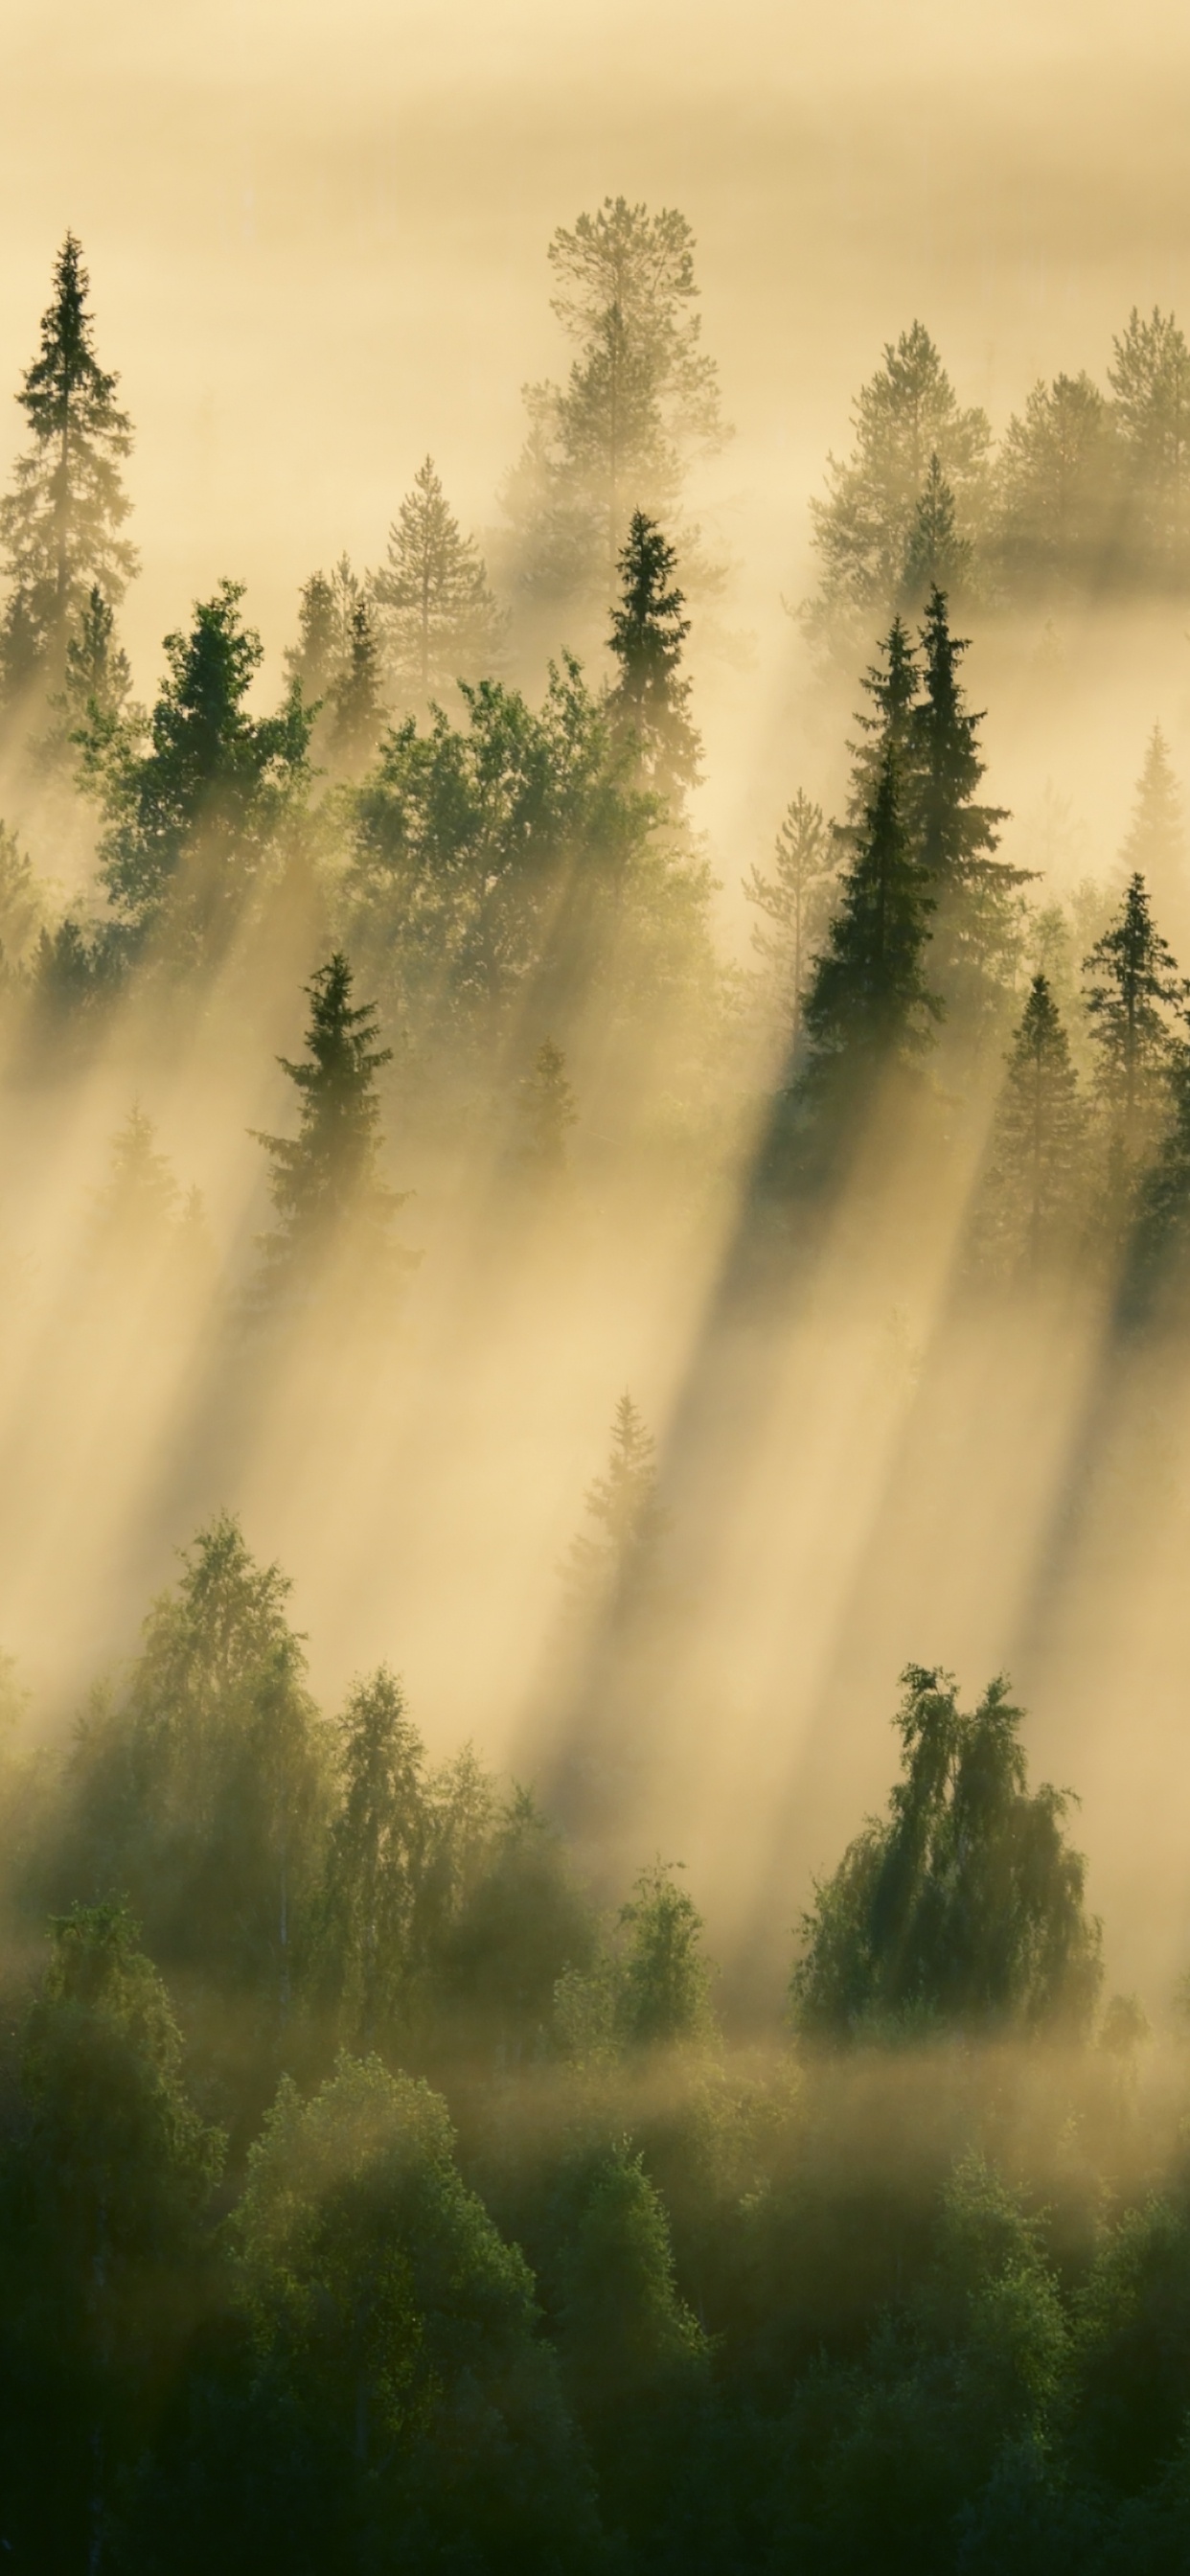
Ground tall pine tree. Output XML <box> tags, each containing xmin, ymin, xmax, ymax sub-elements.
<box><xmin>0</xmin><ymin>234</ymin><xmax>137</xmax><ymax>711</ymax></box>
<box><xmin>909</xmin><ymin>586</ymin><xmax>1023</xmax><ymax>1046</ymax></box>
<box><xmin>606</xmin><ymin>512</ymin><xmax>700</xmax><ymax>811</ymax></box>
<box><xmin>372</xmin><ymin>457</ymin><xmax>505</xmax><ymax>709</ymax></box>
<box><xmin>744</xmin><ymin>790</ymin><xmax>838</xmax><ymax>1057</ymax></box>
<box><xmin>1118</xmin><ymin>726</ymin><xmax>1186</xmax><ymax>934</ymax></box>
<box><xmin>1083</xmin><ymin>871</ymin><xmax>1185</xmax><ymax>1203</ymax></box>
<box><xmin>795</xmin><ymin>740</ymin><xmax>941</xmax><ymax>1139</ymax></box>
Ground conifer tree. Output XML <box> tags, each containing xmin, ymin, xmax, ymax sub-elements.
<box><xmin>797</xmin><ymin>741</ymin><xmax>941</xmax><ymax>1132</ymax></box>
<box><xmin>744</xmin><ymin>790</ymin><xmax>838</xmax><ymax>1055</ymax></box>
<box><xmin>254</xmin><ymin>952</ymin><xmax>411</xmax><ymax>1302</ymax></box>
<box><xmin>327</xmin><ymin>591</ymin><xmax>385</xmax><ymax>775</ymax></box>
<box><xmin>563</xmin><ymin>1393</ymin><xmax>667</xmax><ymax>1608</ymax></box>
<box><xmin>98</xmin><ymin>579</ymin><xmax>311</xmax><ymax>954</ymax></box>
<box><xmin>0</xmin><ymin>234</ymin><xmax>137</xmax><ymax>708</ymax></box>
<box><xmin>284</xmin><ymin>557</ymin><xmax>358</xmax><ymax>706</ymax></box>
<box><xmin>606</xmin><ymin>511</ymin><xmax>700</xmax><ymax>809</ymax></box>
<box><xmin>503</xmin><ymin>196</ymin><xmax>728</xmax><ymax>616</ymax></box>
<box><xmin>978</xmin><ymin>975</ymin><xmax>1087</xmax><ymax>1274</ymax></box>
<box><xmin>838</xmin><ymin>614</ymin><xmax>920</xmax><ymax>836</ymax></box>
<box><xmin>372</xmin><ymin>456</ymin><xmax>505</xmax><ymax>707</ymax></box>
<box><xmin>1083</xmin><ymin>872</ymin><xmax>1185</xmax><ymax>1193</ymax></box>
<box><xmin>615</xmin><ymin>1858</ymin><xmax>714</xmax><ymax>2048</ymax></box>
<box><xmin>1118</xmin><ymin>727</ymin><xmax>1186</xmax><ymax>930</ymax></box>
<box><xmin>39</xmin><ymin>581</ymin><xmax>131</xmax><ymax>772</ymax></box>
<box><xmin>89</xmin><ymin>1103</ymin><xmax>180</xmax><ymax>1254</ymax></box>
<box><xmin>805</xmin><ymin>323</ymin><xmax>990</xmax><ymax>652</ymax></box>
<box><xmin>900</xmin><ymin>453</ymin><xmax>973</xmax><ymax>608</ymax></box>
<box><xmin>909</xmin><ymin>586</ymin><xmax>1023</xmax><ymax>1041</ymax></box>
<box><xmin>517</xmin><ymin>1035</ymin><xmax>578</xmax><ymax>1184</ymax></box>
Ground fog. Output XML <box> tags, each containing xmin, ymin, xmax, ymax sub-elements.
<box><xmin>0</xmin><ymin>0</ymin><xmax>1189</xmax><ymax>2036</ymax></box>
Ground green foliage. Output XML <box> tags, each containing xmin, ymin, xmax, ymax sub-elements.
<box><xmin>1083</xmin><ymin>871</ymin><xmax>1185</xmax><ymax>1208</ymax></box>
<box><xmin>909</xmin><ymin>586</ymin><xmax>1022</xmax><ymax>1045</ymax></box>
<box><xmin>437</xmin><ymin>1788</ymin><xmax>597</xmax><ymax>2062</ymax></box>
<box><xmin>253</xmin><ymin>951</ymin><xmax>412</xmax><ymax>1307</ymax></box>
<box><xmin>795</xmin><ymin>738</ymin><xmax>941</xmax><ymax>1134</ymax></box>
<box><xmin>790</xmin><ymin>1664</ymin><xmax>1103</xmax><ymax>2042</ymax></box>
<box><xmin>0</xmin><ymin>233</ymin><xmax>137</xmax><ymax>704</ymax></box>
<box><xmin>1109</xmin><ymin>305</ymin><xmax>1190</xmax><ymax>584</ymax></box>
<box><xmin>606</xmin><ymin>510</ymin><xmax>701</xmax><ymax>811</ymax></box>
<box><xmin>995</xmin><ymin>370</ymin><xmax>1117</xmax><ymax>594</ymax></box>
<box><xmin>616</xmin><ymin>1859</ymin><xmax>715</xmax><ymax>2050</ymax></box>
<box><xmin>96</xmin><ymin>579</ymin><xmax>311</xmax><ymax>958</ymax></box>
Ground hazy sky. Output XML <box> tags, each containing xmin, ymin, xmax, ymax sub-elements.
<box><xmin>5</xmin><ymin>0</ymin><xmax>1190</xmax><ymax>684</ymax></box>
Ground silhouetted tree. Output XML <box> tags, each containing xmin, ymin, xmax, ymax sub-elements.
<box><xmin>790</xmin><ymin>1664</ymin><xmax>1103</xmax><ymax>2040</ymax></box>
<box><xmin>318</xmin><ymin>1669</ymin><xmax>428</xmax><ymax>2049</ymax></box>
<box><xmin>253</xmin><ymin>952</ymin><xmax>412</xmax><ymax>1306</ymax></box>
<box><xmin>606</xmin><ymin>510</ymin><xmax>700</xmax><ymax>810</ymax></box>
<box><xmin>563</xmin><ymin>1392</ymin><xmax>668</xmax><ymax>1609</ymax></box>
<box><xmin>1083</xmin><ymin>871</ymin><xmax>1185</xmax><ymax>1208</ymax></box>
<box><xmin>794</xmin><ymin>741</ymin><xmax>941</xmax><ymax>1144</ymax></box>
<box><xmin>97</xmin><ymin>580</ymin><xmax>311</xmax><ymax>958</ymax></box>
<box><xmin>372</xmin><ymin>457</ymin><xmax>505</xmax><ymax>707</ymax></box>
<box><xmin>910</xmin><ymin>586</ymin><xmax>1022</xmax><ymax>1042</ymax></box>
<box><xmin>899</xmin><ymin>453</ymin><xmax>973</xmax><ymax>608</ymax></box>
<box><xmin>0</xmin><ymin>234</ymin><xmax>137</xmax><ymax>711</ymax></box>
<box><xmin>1118</xmin><ymin>726</ymin><xmax>1186</xmax><ymax>934</ymax></box>
<box><xmin>327</xmin><ymin>591</ymin><xmax>385</xmax><ymax>775</ymax></box>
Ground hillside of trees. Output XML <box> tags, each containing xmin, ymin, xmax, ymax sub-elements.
<box><xmin>1</xmin><ymin>217</ymin><xmax>1190</xmax><ymax>2566</ymax></box>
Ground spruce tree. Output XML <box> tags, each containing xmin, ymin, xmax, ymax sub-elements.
<box><xmin>909</xmin><ymin>585</ymin><xmax>1022</xmax><ymax>1043</ymax></box>
<box><xmin>978</xmin><ymin>975</ymin><xmax>1087</xmax><ymax>1275</ymax></box>
<box><xmin>372</xmin><ymin>456</ymin><xmax>505</xmax><ymax>707</ymax></box>
<box><xmin>517</xmin><ymin>1035</ymin><xmax>578</xmax><ymax>1184</ymax></box>
<box><xmin>797</xmin><ymin>740</ymin><xmax>941</xmax><ymax>1133</ymax></box>
<box><xmin>39</xmin><ymin>581</ymin><xmax>131</xmax><ymax>773</ymax></box>
<box><xmin>606</xmin><ymin>511</ymin><xmax>700</xmax><ymax>809</ymax></box>
<box><xmin>327</xmin><ymin>591</ymin><xmax>385</xmax><ymax>775</ymax></box>
<box><xmin>1083</xmin><ymin>872</ymin><xmax>1185</xmax><ymax>1195</ymax></box>
<box><xmin>839</xmin><ymin>614</ymin><xmax>920</xmax><ymax>835</ymax></box>
<box><xmin>0</xmin><ymin>234</ymin><xmax>137</xmax><ymax>708</ymax></box>
<box><xmin>254</xmin><ymin>952</ymin><xmax>411</xmax><ymax>1303</ymax></box>
<box><xmin>284</xmin><ymin>557</ymin><xmax>358</xmax><ymax>706</ymax></box>
<box><xmin>744</xmin><ymin>790</ymin><xmax>838</xmax><ymax>1055</ymax></box>
<box><xmin>98</xmin><ymin>580</ymin><xmax>311</xmax><ymax>954</ymax></box>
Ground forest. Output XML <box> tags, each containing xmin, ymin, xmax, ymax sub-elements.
<box><xmin>2</xmin><ymin>201</ymin><xmax>1190</xmax><ymax>2570</ymax></box>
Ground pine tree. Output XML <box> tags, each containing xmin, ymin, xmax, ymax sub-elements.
<box><xmin>838</xmin><ymin>614</ymin><xmax>921</xmax><ymax>837</ymax></box>
<box><xmin>563</xmin><ymin>1393</ymin><xmax>667</xmax><ymax>1608</ymax></box>
<box><xmin>517</xmin><ymin>1035</ymin><xmax>578</xmax><ymax>1183</ymax></box>
<box><xmin>284</xmin><ymin>557</ymin><xmax>357</xmax><ymax>705</ymax></box>
<box><xmin>1109</xmin><ymin>305</ymin><xmax>1190</xmax><ymax>583</ymax></box>
<box><xmin>797</xmin><ymin>741</ymin><xmax>941</xmax><ymax>1134</ymax></box>
<box><xmin>606</xmin><ymin>512</ymin><xmax>700</xmax><ymax>809</ymax></box>
<box><xmin>1118</xmin><ymin>727</ymin><xmax>1186</xmax><ymax>931</ymax></box>
<box><xmin>899</xmin><ymin>453</ymin><xmax>974</xmax><ymax>608</ymax></box>
<box><xmin>744</xmin><ymin>790</ymin><xmax>838</xmax><ymax>1056</ymax></box>
<box><xmin>502</xmin><ymin>196</ymin><xmax>728</xmax><ymax>617</ymax></box>
<box><xmin>1083</xmin><ymin>872</ymin><xmax>1185</xmax><ymax>1193</ymax></box>
<box><xmin>254</xmin><ymin>952</ymin><xmax>411</xmax><ymax>1302</ymax></box>
<box><xmin>98</xmin><ymin>580</ymin><xmax>311</xmax><ymax>954</ymax></box>
<box><xmin>0</xmin><ymin>234</ymin><xmax>137</xmax><ymax>708</ymax></box>
<box><xmin>805</xmin><ymin>322</ymin><xmax>990</xmax><ymax>654</ymax></box>
<box><xmin>995</xmin><ymin>371</ymin><xmax>1115</xmax><ymax>593</ymax></box>
<box><xmin>978</xmin><ymin>976</ymin><xmax>1087</xmax><ymax>1275</ymax></box>
<box><xmin>328</xmin><ymin>592</ymin><xmax>385</xmax><ymax>775</ymax></box>
<box><xmin>909</xmin><ymin>586</ymin><xmax>1023</xmax><ymax>1043</ymax></box>
<box><xmin>372</xmin><ymin>457</ymin><xmax>505</xmax><ymax>708</ymax></box>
